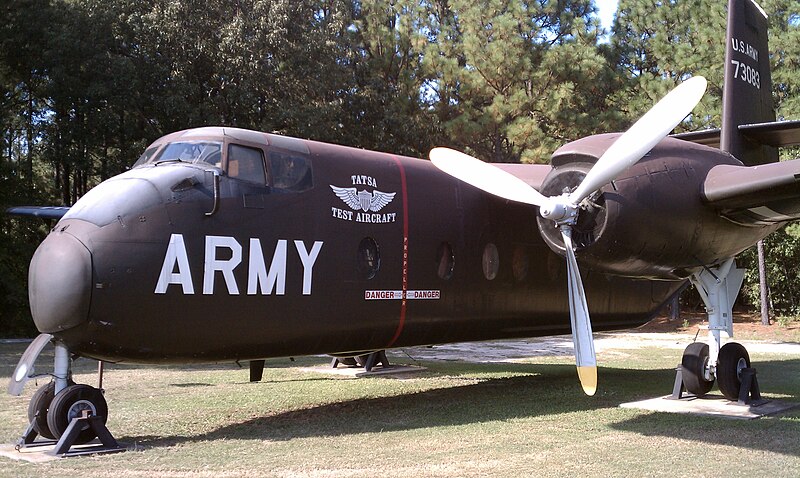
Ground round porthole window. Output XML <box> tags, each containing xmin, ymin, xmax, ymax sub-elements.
<box><xmin>482</xmin><ymin>243</ymin><xmax>499</xmax><ymax>280</ymax></box>
<box><xmin>357</xmin><ymin>237</ymin><xmax>380</xmax><ymax>279</ymax></box>
<box><xmin>436</xmin><ymin>242</ymin><xmax>455</xmax><ymax>280</ymax></box>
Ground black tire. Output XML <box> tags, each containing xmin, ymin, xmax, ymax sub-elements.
<box><xmin>27</xmin><ymin>379</ymin><xmax>76</xmax><ymax>440</ymax></box>
<box><xmin>46</xmin><ymin>384</ymin><xmax>108</xmax><ymax>444</ymax></box>
<box><xmin>717</xmin><ymin>342</ymin><xmax>751</xmax><ymax>401</ymax></box>
<box><xmin>27</xmin><ymin>382</ymin><xmax>57</xmax><ymax>440</ymax></box>
<box><xmin>337</xmin><ymin>357</ymin><xmax>358</xmax><ymax>367</ymax></box>
<box><xmin>681</xmin><ymin>342</ymin><xmax>714</xmax><ymax>396</ymax></box>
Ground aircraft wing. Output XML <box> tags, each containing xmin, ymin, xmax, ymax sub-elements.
<box><xmin>673</xmin><ymin>119</ymin><xmax>800</xmax><ymax>148</ymax></box>
<box><xmin>703</xmin><ymin>158</ymin><xmax>800</xmax><ymax>225</ymax></box>
<box><xmin>6</xmin><ymin>206</ymin><xmax>70</xmax><ymax>220</ymax></box>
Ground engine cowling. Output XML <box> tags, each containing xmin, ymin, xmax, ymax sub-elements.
<box><xmin>536</xmin><ymin>134</ymin><xmax>765</xmax><ymax>280</ymax></box>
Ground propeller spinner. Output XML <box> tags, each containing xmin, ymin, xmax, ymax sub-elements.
<box><xmin>430</xmin><ymin>76</ymin><xmax>707</xmax><ymax>395</ymax></box>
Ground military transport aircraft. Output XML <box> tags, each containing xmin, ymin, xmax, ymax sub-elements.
<box><xmin>6</xmin><ymin>0</ymin><xmax>800</xmax><ymax>446</ymax></box>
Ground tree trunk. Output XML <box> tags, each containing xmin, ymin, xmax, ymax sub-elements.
<box><xmin>61</xmin><ymin>161</ymin><xmax>71</xmax><ymax>205</ymax></box>
<box><xmin>757</xmin><ymin>239</ymin><xmax>770</xmax><ymax>326</ymax></box>
<box><xmin>669</xmin><ymin>294</ymin><xmax>680</xmax><ymax>322</ymax></box>
<box><xmin>26</xmin><ymin>82</ymin><xmax>34</xmax><ymax>194</ymax></box>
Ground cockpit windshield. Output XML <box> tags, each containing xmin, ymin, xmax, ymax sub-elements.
<box><xmin>134</xmin><ymin>141</ymin><xmax>223</xmax><ymax>168</ymax></box>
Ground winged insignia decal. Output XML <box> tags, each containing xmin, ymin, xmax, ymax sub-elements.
<box><xmin>330</xmin><ymin>186</ymin><xmax>396</xmax><ymax>212</ymax></box>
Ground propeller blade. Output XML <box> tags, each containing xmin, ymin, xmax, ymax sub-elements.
<box><xmin>429</xmin><ymin>147</ymin><xmax>549</xmax><ymax>207</ymax></box>
<box><xmin>569</xmin><ymin>76</ymin><xmax>708</xmax><ymax>204</ymax></box>
<box><xmin>561</xmin><ymin>227</ymin><xmax>597</xmax><ymax>396</ymax></box>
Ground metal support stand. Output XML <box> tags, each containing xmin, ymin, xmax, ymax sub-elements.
<box><xmin>17</xmin><ymin>421</ymin><xmax>53</xmax><ymax>447</ymax></box>
<box><xmin>329</xmin><ymin>351</ymin><xmax>390</xmax><ymax>372</ymax></box>
<box><xmin>668</xmin><ymin>364</ymin><xmax>769</xmax><ymax>407</ymax></box>
<box><xmin>16</xmin><ymin>412</ymin><xmax>125</xmax><ymax>457</ymax></box>
<box><xmin>737</xmin><ymin>367</ymin><xmax>767</xmax><ymax>406</ymax></box>
<box><xmin>669</xmin><ymin>365</ymin><xmax>690</xmax><ymax>400</ymax></box>
<box><xmin>330</xmin><ymin>357</ymin><xmax>353</xmax><ymax>368</ymax></box>
<box><xmin>361</xmin><ymin>350</ymin><xmax>389</xmax><ymax>372</ymax></box>
<box><xmin>51</xmin><ymin>412</ymin><xmax>124</xmax><ymax>457</ymax></box>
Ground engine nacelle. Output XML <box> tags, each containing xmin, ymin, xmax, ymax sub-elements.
<box><xmin>536</xmin><ymin>134</ymin><xmax>768</xmax><ymax>280</ymax></box>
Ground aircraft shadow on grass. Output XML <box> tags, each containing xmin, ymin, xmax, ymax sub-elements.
<box><xmin>608</xmin><ymin>358</ymin><xmax>800</xmax><ymax>457</ymax></box>
<box><xmin>121</xmin><ymin>359</ymin><xmax>800</xmax><ymax>458</ymax></box>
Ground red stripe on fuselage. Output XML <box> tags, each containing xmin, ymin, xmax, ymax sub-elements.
<box><xmin>387</xmin><ymin>156</ymin><xmax>409</xmax><ymax>347</ymax></box>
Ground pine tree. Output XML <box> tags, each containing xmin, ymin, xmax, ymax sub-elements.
<box><xmin>423</xmin><ymin>0</ymin><xmax>622</xmax><ymax>164</ymax></box>
<box><xmin>611</xmin><ymin>0</ymin><xmax>727</xmax><ymax>130</ymax></box>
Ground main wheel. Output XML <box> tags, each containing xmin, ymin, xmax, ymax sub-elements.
<box><xmin>681</xmin><ymin>342</ymin><xmax>714</xmax><ymax>396</ymax></box>
<box><xmin>46</xmin><ymin>384</ymin><xmax>108</xmax><ymax>444</ymax></box>
<box><xmin>717</xmin><ymin>342</ymin><xmax>751</xmax><ymax>401</ymax></box>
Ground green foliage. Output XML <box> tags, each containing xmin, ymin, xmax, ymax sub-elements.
<box><xmin>611</xmin><ymin>0</ymin><xmax>727</xmax><ymax>129</ymax></box>
<box><xmin>775</xmin><ymin>315</ymin><xmax>800</xmax><ymax>327</ymax></box>
<box><xmin>0</xmin><ymin>161</ymin><xmax>49</xmax><ymax>338</ymax></box>
<box><xmin>740</xmin><ymin>224</ymin><xmax>800</xmax><ymax>316</ymax></box>
<box><xmin>764</xmin><ymin>0</ymin><xmax>800</xmax><ymax>118</ymax></box>
<box><xmin>611</xmin><ymin>0</ymin><xmax>800</xmax><ymax>125</ymax></box>
<box><xmin>423</xmin><ymin>0</ymin><xmax>623</xmax><ymax>163</ymax></box>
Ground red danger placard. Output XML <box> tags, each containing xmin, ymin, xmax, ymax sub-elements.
<box><xmin>365</xmin><ymin>290</ymin><xmax>440</xmax><ymax>300</ymax></box>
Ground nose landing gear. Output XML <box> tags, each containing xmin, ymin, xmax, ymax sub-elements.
<box><xmin>10</xmin><ymin>336</ymin><xmax>123</xmax><ymax>456</ymax></box>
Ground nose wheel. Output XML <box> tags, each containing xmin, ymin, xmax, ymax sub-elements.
<box><xmin>27</xmin><ymin>379</ymin><xmax>76</xmax><ymax>440</ymax></box>
<box><xmin>46</xmin><ymin>384</ymin><xmax>109</xmax><ymax>444</ymax></box>
<box><xmin>24</xmin><ymin>381</ymin><xmax>108</xmax><ymax>445</ymax></box>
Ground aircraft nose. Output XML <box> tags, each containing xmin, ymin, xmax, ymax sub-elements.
<box><xmin>28</xmin><ymin>228</ymin><xmax>92</xmax><ymax>333</ymax></box>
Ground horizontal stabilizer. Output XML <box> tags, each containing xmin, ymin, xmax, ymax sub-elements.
<box><xmin>672</xmin><ymin>128</ymin><xmax>721</xmax><ymax>147</ymax></box>
<box><xmin>739</xmin><ymin>120</ymin><xmax>800</xmax><ymax>147</ymax></box>
<box><xmin>6</xmin><ymin>206</ymin><xmax>70</xmax><ymax>219</ymax></box>
<box><xmin>673</xmin><ymin>120</ymin><xmax>800</xmax><ymax>149</ymax></box>
<box><xmin>703</xmin><ymin>158</ymin><xmax>800</xmax><ymax>225</ymax></box>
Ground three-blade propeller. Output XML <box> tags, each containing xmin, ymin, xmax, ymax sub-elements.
<box><xmin>430</xmin><ymin>76</ymin><xmax>707</xmax><ymax>395</ymax></box>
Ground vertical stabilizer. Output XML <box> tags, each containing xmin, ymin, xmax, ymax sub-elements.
<box><xmin>721</xmin><ymin>0</ymin><xmax>777</xmax><ymax>165</ymax></box>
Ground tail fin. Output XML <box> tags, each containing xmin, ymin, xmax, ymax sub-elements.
<box><xmin>720</xmin><ymin>0</ymin><xmax>777</xmax><ymax>165</ymax></box>
<box><xmin>674</xmin><ymin>0</ymin><xmax>800</xmax><ymax>158</ymax></box>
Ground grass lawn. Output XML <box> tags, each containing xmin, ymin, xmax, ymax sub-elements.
<box><xmin>0</xmin><ymin>332</ymin><xmax>798</xmax><ymax>478</ymax></box>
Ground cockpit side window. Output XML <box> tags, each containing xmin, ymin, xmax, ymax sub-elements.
<box><xmin>133</xmin><ymin>146</ymin><xmax>161</xmax><ymax>168</ymax></box>
<box><xmin>227</xmin><ymin>144</ymin><xmax>267</xmax><ymax>185</ymax></box>
<box><xmin>268</xmin><ymin>150</ymin><xmax>313</xmax><ymax>192</ymax></box>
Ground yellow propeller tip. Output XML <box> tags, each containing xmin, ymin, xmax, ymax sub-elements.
<box><xmin>577</xmin><ymin>365</ymin><xmax>598</xmax><ymax>396</ymax></box>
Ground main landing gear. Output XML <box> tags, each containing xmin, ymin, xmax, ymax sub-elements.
<box><xmin>9</xmin><ymin>336</ymin><xmax>122</xmax><ymax>456</ymax></box>
<box><xmin>675</xmin><ymin>259</ymin><xmax>761</xmax><ymax>403</ymax></box>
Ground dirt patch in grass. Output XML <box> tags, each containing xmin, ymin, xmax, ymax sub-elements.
<box><xmin>637</xmin><ymin>311</ymin><xmax>800</xmax><ymax>343</ymax></box>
